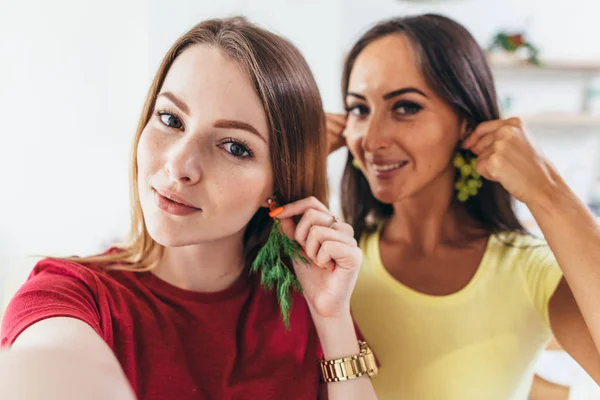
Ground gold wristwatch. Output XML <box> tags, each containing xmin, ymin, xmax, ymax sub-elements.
<box><xmin>320</xmin><ymin>341</ymin><xmax>378</xmax><ymax>383</ymax></box>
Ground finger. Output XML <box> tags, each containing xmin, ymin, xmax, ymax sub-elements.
<box><xmin>469</xmin><ymin>129</ymin><xmax>498</xmax><ymax>156</ymax></box>
<box><xmin>462</xmin><ymin>119</ymin><xmax>508</xmax><ymax>150</ymax></box>
<box><xmin>474</xmin><ymin>148</ymin><xmax>498</xmax><ymax>181</ymax></box>
<box><xmin>295</xmin><ymin>209</ymin><xmax>338</xmax><ymax>246</ymax></box>
<box><xmin>295</xmin><ymin>211</ymin><xmax>353</xmax><ymax>247</ymax></box>
<box><xmin>297</xmin><ymin>210</ymin><xmax>353</xmax><ymax>239</ymax></box>
<box><xmin>328</xmin><ymin>133</ymin><xmax>346</xmax><ymax>151</ymax></box>
<box><xmin>326</xmin><ymin>116</ymin><xmax>346</xmax><ymax>129</ymax></box>
<box><xmin>326</xmin><ymin>113</ymin><xmax>347</xmax><ymax>125</ymax></box>
<box><xmin>272</xmin><ymin>196</ymin><xmax>329</xmax><ymax>220</ymax></box>
<box><xmin>304</xmin><ymin>225</ymin><xmax>357</xmax><ymax>262</ymax></box>
<box><xmin>316</xmin><ymin>241</ymin><xmax>362</xmax><ymax>271</ymax></box>
<box><xmin>326</xmin><ymin>120</ymin><xmax>346</xmax><ymax>133</ymax></box>
<box><xmin>505</xmin><ymin>116</ymin><xmax>525</xmax><ymax>129</ymax></box>
<box><xmin>331</xmin><ymin>221</ymin><xmax>354</xmax><ymax>237</ymax></box>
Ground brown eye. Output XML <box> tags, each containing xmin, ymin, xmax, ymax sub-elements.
<box><xmin>346</xmin><ymin>104</ymin><xmax>369</xmax><ymax>117</ymax></box>
<box><xmin>393</xmin><ymin>101</ymin><xmax>422</xmax><ymax>116</ymax></box>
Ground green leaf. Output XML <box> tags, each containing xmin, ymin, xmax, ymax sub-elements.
<box><xmin>250</xmin><ymin>218</ymin><xmax>308</xmax><ymax>330</ymax></box>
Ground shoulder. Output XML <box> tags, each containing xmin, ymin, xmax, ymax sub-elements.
<box><xmin>488</xmin><ymin>231</ymin><xmax>562</xmax><ymax>304</ymax></box>
<box><xmin>30</xmin><ymin>248</ymin><xmax>145</xmax><ymax>290</ymax></box>
<box><xmin>1</xmin><ymin>252</ymin><xmax>140</xmax><ymax>347</ymax></box>
<box><xmin>30</xmin><ymin>256</ymin><xmax>109</xmax><ymax>283</ymax></box>
<box><xmin>487</xmin><ymin>231</ymin><xmax>556</xmax><ymax>269</ymax></box>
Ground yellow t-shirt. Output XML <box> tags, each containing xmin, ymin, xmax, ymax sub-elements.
<box><xmin>351</xmin><ymin>227</ymin><xmax>563</xmax><ymax>400</ymax></box>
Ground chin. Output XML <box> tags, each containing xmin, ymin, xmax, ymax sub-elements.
<box><xmin>144</xmin><ymin>218</ymin><xmax>199</xmax><ymax>248</ymax></box>
<box><xmin>369</xmin><ymin>183</ymin><xmax>410</xmax><ymax>205</ymax></box>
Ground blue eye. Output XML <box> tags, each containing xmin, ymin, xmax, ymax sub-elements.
<box><xmin>157</xmin><ymin>111</ymin><xmax>183</xmax><ymax>129</ymax></box>
<box><xmin>220</xmin><ymin>139</ymin><xmax>254</xmax><ymax>159</ymax></box>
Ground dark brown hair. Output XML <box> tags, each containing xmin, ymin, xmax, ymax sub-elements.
<box><xmin>71</xmin><ymin>17</ymin><xmax>328</xmax><ymax>270</ymax></box>
<box><xmin>341</xmin><ymin>14</ymin><xmax>524</xmax><ymax>240</ymax></box>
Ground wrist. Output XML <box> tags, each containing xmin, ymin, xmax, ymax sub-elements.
<box><xmin>525</xmin><ymin>162</ymin><xmax>568</xmax><ymax>213</ymax></box>
<box><xmin>311</xmin><ymin>312</ymin><xmax>360</xmax><ymax>360</ymax></box>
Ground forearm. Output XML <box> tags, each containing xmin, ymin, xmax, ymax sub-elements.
<box><xmin>529</xmin><ymin>374</ymin><xmax>570</xmax><ymax>400</ymax></box>
<box><xmin>528</xmin><ymin>167</ymin><xmax>600</xmax><ymax>350</ymax></box>
<box><xmin>0</xmin><ymin>347</ymin><xmax>136</xmax><ymax>400</ymax></box>
<box><xmin>312</xmin><ymin>312</ymin><xmax>378</xmax><ymax>400</ymax></box>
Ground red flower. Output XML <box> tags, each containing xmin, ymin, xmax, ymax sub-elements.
<box><xmin>509</xmin><ymin>34</ymin><xmax>526</xmax><ymax>47</ymax></box>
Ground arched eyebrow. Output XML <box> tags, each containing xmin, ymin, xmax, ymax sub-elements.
<box><xmin>347</xmin><ymin>87</ymin><xmax>428</xmax><ymax>101</ymax></box>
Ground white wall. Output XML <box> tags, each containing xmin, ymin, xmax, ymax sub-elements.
<box><xmin>0</xmin><ymin>0</ymin><xmax>151</xmax><ymax>301</ymax></box>
<box><xmin>341</xmin><ymin>0</ymin><xmax>600</xmax><ymax>62</ymax></box>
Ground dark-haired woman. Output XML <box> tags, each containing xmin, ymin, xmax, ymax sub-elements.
<box><xmin>327</xmin><ymin>14</ymin><xmax>600</xmax><ymax>400</ymax></box>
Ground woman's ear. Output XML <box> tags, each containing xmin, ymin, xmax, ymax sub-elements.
<box><xmin>458</xmin><ymin>119</ymin><xmax>476</xmax><ymax>144</ymax></box>
<box><xmin>458</xmin><ymin>119</ymin><xmax>470</xmax><ymax>142</ymax></box>
<box><xmin>261</xmin><ymin>196</ymin><xmax>276</xmax><ymax>209</ymax></box>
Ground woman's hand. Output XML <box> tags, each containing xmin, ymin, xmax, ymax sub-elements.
<box><xmin>326</xmin><ymin>113</ymin><xmax>348</xmax><ymax>155</ymax></box>
<box><xmin>461</xmin><ymin>117</ymin><xmax>558</xmax><ymax>205</ymax></box>
<box><xmin>272</xmin><ymin>197</ymin><xmax>378</xmax><ymax>399</ymax></box>
<box><xmin>272</xmin><ymin>196</ymin><xmax>361</xmax><ymax>319</ymax></box>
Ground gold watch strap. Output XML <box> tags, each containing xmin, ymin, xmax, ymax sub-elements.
<box><xmin>320</xmin><ymin>341</ymin><xmax>378</xmax><ymax>383</ymax></box>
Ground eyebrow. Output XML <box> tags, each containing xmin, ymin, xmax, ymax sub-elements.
<box><xmin>157</xmin><ymin>91</ymin><xmax>190</xmax><ymax>115</ymax></box>
<box><xmin>157</xmin><ymin>92</ymin><xmax>266</xmax><ymax>142</ymax></box>
<box><xmin>347</xmin><ymin>87</ymin><xmax>428</xmax><ymax>101</ymax></box>
<box><xmin>213</xmin><ymin>119</ymin><xmax>266</xmax><ymax>142</ymax></box>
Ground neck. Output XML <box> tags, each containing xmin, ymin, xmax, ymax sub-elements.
<box><xmin>383</xmin><ymin>167</ymin><xmax>482</xmax><ymax>253</ymax></box>
<box><xmin>153</xmin><ymin>231</ymin><xmax>246</xmax><ymax>292</ymax></box>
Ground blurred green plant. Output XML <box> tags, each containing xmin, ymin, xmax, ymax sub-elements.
<box><xmin>488</xmin><ymin>32</ymin><xmax>541</xmax><ymax>66</ymax></box>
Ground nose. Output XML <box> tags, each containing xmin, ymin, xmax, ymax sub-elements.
<box><xmin>164</xmin><ymin>139</ymin><xmax>202</xmax><ymax>186</ymax></box>
<box><xmin>361</xmin><ymin>114</ymin><xmax>394</xmax><ymax>153</ymax></box>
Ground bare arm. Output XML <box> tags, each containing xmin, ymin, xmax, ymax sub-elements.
<box><xmin>548</xmin><ymin>279</ymin><xmax>600</xmax><ymax>384</ymax></box>
<box><xmin>275</xmin><ymin>197</ymin><xmax>377</xmax><ymax>399</ymax></box>
<box><xmin>461</xmin><ymin>117</ymin><xmax>600</xmax><ymax>379</ymax></box>
<box><xmin>529</xmin><ymin>374</ymin><xmax>570</xmax><ymax>400</ymax></box>
<box><xmin>313</xmin><ymin>313</ymin><xmax>377</xmax><ymax>400</ymax></box>
<box><xmin>0</xmin><ymin>317</ymin><xmax>135</xmax><ymax>400</ymax></box>
<box><xmin>529</xmin><ymin>171</ymin><xmax>600</xmax><ymax>380</ymax></box>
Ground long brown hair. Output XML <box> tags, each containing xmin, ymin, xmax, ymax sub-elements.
<box><xmin>341</xmin><ymin>14</ymin><xmax>524</xmax><ymax>240</ymax></box>
<box><xmin>72</xmin><ymin>17</ymin><xmax>328</xmax><ymax>271</ymax></box>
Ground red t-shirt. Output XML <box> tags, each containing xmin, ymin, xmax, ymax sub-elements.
<box><xmin>1</xmin><ymin>257</ymin><xmax>323</xmax><ymax>400</ymax></box>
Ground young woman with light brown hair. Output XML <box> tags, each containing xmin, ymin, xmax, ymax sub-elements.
<box><xmin>0</xmin><ymin>17</ymin><xmax>377</xmax><ymax>400</ymax></box>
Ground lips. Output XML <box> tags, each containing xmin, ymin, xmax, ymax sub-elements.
<box><xmin>152</xmin><ymin>187</ymin><xmax>201</xmax><ymax>216</ymax></box>
<box><xmin>371</xmin><ymin>161</ymin><xmax>408</xmax><ymax>172</ymax></box>
<box><xmin>154</xmin><ymin>188</ymin><xmax>199</xmax><ymax>209</ymax></box>
<box><xmin>366</xmin><ymin>159</ymin><xmax>409</xmax><ymax>180</ymax></box>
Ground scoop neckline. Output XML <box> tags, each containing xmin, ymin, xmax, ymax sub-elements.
<box><xmin>368</xmin><ymin>227</ymin><xmax>495</xmax><ymax>305</ymax></box>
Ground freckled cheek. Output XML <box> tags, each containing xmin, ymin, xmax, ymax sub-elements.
<box><xmin>137</xmin><ymin>128</ymin><xmax>169</xmax><ymax>177</ymax></box>
<box><xmin>207</xmin><ymin>165</ymin><xmax>272</xmax><ymax>218</ymax></box>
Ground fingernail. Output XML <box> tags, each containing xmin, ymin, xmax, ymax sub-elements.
<box><xmin>268</xmin><ymin>206</ymin><xmax>284</xmax><ymax>218</ymax></box>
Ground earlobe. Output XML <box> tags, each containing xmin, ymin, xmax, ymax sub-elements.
<box><xmin>261</xmin><ymin>196</ymin><xmax>276</xmax><ymax>209</ymax></box>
